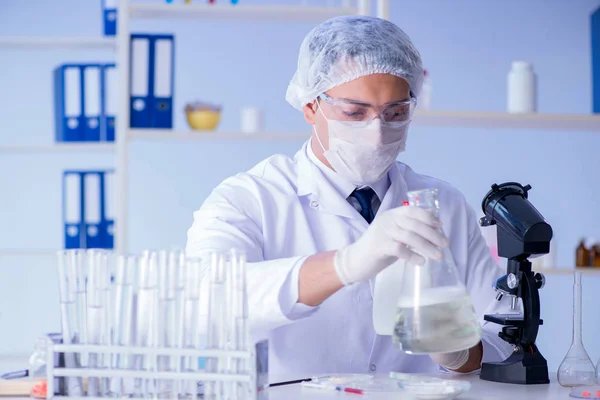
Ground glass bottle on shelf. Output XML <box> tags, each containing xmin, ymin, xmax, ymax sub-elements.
<box><xmin>575</xmin><ymin>239</ymin><xmax>589</xmax><ymax>267</ymax></box>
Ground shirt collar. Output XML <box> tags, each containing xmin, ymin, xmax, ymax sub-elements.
<box><xmin>306</xmin><ymin>137</ymin><xmax>390</xmax><ymax>201</ymax></box>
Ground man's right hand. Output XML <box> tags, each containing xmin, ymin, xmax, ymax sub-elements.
<box><xmin>333</xmin><ymin>205</ymin><xmax>450</xmax><ymax>285</ymax></box>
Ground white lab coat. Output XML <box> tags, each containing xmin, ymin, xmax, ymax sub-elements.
<box><xmin>186</xmin><ymin>140</ymin><xmax>515</xmax><ymax>376</ymax></box>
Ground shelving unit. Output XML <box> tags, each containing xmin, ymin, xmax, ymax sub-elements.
<box><xmin>128</xmin><ymin>129</ymin><xmax>309</xmax><ymax>142</ymax></box>
<box><xmin>1</xmin><ymin>0</ymin><xmax>599</xmax><ymax>255</ymax></box>
<box><xmin>412</xmin><ymin>110</ymin><xmax>600</xmax><ymax>132</ymax></box>
<box><xmin>538</xmin><ymin>268</ymin><xmax>600</xmax><ymax>276</ymax></box>
<box><xmin>0</xmin><ymin>143</ymin><xmax>115</xmax><ymax>153</ymax></box>
<box><xmin>0</xmin><ymin>1</ymin><xmax>381</xmax><ymax>255</ymax></box>
<box><xmin>113</xmin><ymin>0</ymin><xmax>384</xmax><ymax>253</ymax></box>
<box><xmin>0</xmin><ymin>250</ymin><xmax>58</xmax><ymax>257</ymax></box>
<box><xmin>0</xmin><ymin>36</ymin><xmax>116</xmax><ymax>49</ymax></box>
<box><xmin>128</xmin><ymin>3</ymin><xmax>365</xmax><ymax>21</ymax></box>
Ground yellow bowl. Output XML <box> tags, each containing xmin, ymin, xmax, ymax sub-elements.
<box><xmin>186</xmin><ymin>110</ymin><xmax>221</xmax><ymax>131</ymax></box>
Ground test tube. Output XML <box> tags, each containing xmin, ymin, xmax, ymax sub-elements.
<box><xmin>223</xmin><ymin>252</ymin><xmax>237</xmax><ymax>399</ymax></box>
<box><xmin>196</xmin><ymin>255</ymin><xmax>211</xmax><ymax>379</ymax></box>
<box><xmin>205</xmin><ymin>252</ymin><xmax>228</xmax><ymax>400</ymax></box>
<box><xmin>175</xmin><ymin>253</ymin><xmax>187</xmax><ymax>345</ymax></box>
<box><xmin>135</xmin><ymin>251</ymin><xmax>159</xmax><ymax>398</ymax></box>
<box><xmin>109</xmin><ymin>254</ymin><xmax>136</xmax><ymax>397</ymax></box>
<box><xmin>180</xmin><ymin>257</ymin><xmax>203</xmax><ymax>399</ymax></box>
<box><xmin>231</xmin><ymin>249</ymin><xmax>248</xmax><ymax>398</ymax></box>
<box><xmin>56</xmin><ymin>251</ymin><xmax>83</xmax><ymax>396</ymax></box>
<box><xmin>99</xmin><ymin>250</ymin><xmax>115</xmax><ymax>393</ymax></box>
<box><xmin>157</xmin><ymin>250</ymin><xmax>179</xmax><ymax>399</ymax></box>
<box><xmin>66</xmin><ymin>250</ymin><xmax>88</xmax><ymax>368</ymax></box>
<box><xmin>86</xmin><ymin>250</ymin><xmax>111</xmax><ymax>396</ymax></box>
<box><xmin>175</xmin><ymin>252</ymin><xmax>186</xmax><ymax>395</ymax></box>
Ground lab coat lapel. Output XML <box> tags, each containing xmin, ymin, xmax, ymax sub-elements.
<box><xmin>377</xmin><ymin>163</ymin><xmax>409</xmax><ymax>214</ymax></box>
<box><xmin>296</xmin><ymin>145</ymin><xmax>363</xmax><ymax>221</ymax></box>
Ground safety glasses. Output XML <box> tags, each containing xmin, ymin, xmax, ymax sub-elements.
<box><xmin>318</xmin><ymin>92</ymin><xmax>417</xmax><ymax>128</ymax></box>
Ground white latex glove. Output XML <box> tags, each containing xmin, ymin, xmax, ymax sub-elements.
<box><xmin>334</xmin><ymin>205</ymin><xmax>449</xmax><ymax>285</ymax></box>
<box><xmin>429</xmin><ymin>350</ymin><xmax>470</xmax><ymax>370</ymax></box>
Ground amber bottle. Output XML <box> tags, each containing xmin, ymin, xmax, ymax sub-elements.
<box><xmin>590</xmin><ymin>245</ymin><xmax>600</xmax><ymax>267</ymax></box>
<box><xmin>576</xmin><ymin>240</ymin><xmax>589</xmax><ymax>267</ymax></box>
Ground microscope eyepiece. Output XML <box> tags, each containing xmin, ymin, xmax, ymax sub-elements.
<box><xmin>480</xmin><ymin>182</ymin><xmax>552</xmax><ymax>260</ymax></box>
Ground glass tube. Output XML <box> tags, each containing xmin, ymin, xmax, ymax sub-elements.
<box><xmin>134</xmin><ymin>251</ymin><xmax>159</xmax><ymax>398</ymax></box>
<box><xmin>197</xmin><ymin>260</ymin><xmax>211</xmax><ymax>399</ymax></box>
<box><xmin>174</xmin><ymin>252</ymin><xmax>186</xmax><ymax>399</ymax></box>
<box><xmin>56</xmin><ymin>251</ymin><xmax>83</xmax><ymax>396</ymax></box>
<box><xmin>157</xmin><ymin>250</ymin><xmax>179</xmax><ymax>399</ymax></box>
<box><xmin>180</xmin><ymin>257</ymin><xmax>203</xmax><ymax>400</ymax></box>
<box><xmin>230</xmin><ymin>249</ymin><xmax>248</xmax><ymax>398</ymax></box>
<box><xmin>67</xmin><ymin>249</ymin><xmax>88</xmax><ymax>369</ymax></box>
<box><xmin>86</xmin><ymin>250</ymin><xmax>112</xmax><ymax>397</ymax></box>
<box><xmin>558</xmin><ymin>272</ymin><xmax>596</xmax><ymax>387</ymax></box>
<box><xmin>98</xmin><ymin>250</ymin><xmax>114</xmax><ymax>394</ymax></box>
<box><xmin>205</xmin><ymin>252</ymin><xmax>229</xmax><ymax>400</ymax></box>
<box><xmin>109</xmin><ymin>254</ymin><xmax>136</xmax><ymax>397</ymax></box>
<box><xmin>222</xmin><ymin>252</ymin><xmax>235</xmax><ymax>400</ymax></box>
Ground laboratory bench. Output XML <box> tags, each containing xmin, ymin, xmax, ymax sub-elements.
<box><xmin>268</xmin><ymin>373</ymin><xmax>572</xmax><ymax>399</ymax></box>
<box><xmin>0</xmin><ymin>355</ymin><xmax>575</xmax><ymax>399</ymax></box>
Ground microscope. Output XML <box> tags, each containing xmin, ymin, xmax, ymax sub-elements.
<box><xmin>478</xmin><ymin>182</ymin><xmax>553</xmax><ymax>385</ymax></box>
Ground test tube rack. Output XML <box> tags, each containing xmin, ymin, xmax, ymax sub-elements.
<box><xmin>44</xmin><ymin>341</ymin><xmax>269</xmax><ymax>400</ymax></box>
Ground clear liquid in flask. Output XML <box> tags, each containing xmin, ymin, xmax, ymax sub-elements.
<box><xmin>393</xmin><ymin>286</ymin><xmax>482</xmax><ymax>354</ymax></box>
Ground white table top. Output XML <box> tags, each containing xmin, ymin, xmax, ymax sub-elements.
<box><xmin>0</xmin><ymin>356</ymin><xmax>576</xmax><ymax>399</ymax></box>
<box><xmin>268</xmin><ymin>373</ymin><xmax>573</xmax><ymax>400</ymax></box>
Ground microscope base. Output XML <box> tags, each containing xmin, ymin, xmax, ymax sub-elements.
<box><xmin>480</xmin><ymin>350</ymin><xmax>550</xmax><ymax>385</ymax></box>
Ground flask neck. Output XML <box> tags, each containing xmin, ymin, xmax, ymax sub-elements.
<box><xmin>572</xmin><ymin>274</ymin><xmax>583</xmax><ymax>344</ymax></box>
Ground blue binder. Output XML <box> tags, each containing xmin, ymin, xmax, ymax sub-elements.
<box><xmin>102</xmin><ymin>0</ymin><xmax>117</xmax><ymax>36</ymax></box>
<box><xmin>84</xmin><ymin>172</ymin><xmax>104</xmax><ymax>248</ymax></box>
<box><xmin>103</xmin><ymin>170</ymin><xmax>115</xmax><ymax>249</ymax></box>
<box><xmin>63</xmin><ymin>172</ymin><xmax>84</xmax><ymax>249</ymax></box>
<box><xmin>62</xmin><ymin>170</ymin><xmax>114</xmax><ymax>249</ymax></box>
<box><xmin>101</xmin><ymin>63</ymin><xmax>116</xmax><ymax>141</ymax></box>
<box><xmin>83</xmin><ymin>64</ymin><xmax>102</xmax><ymax>142</ymax></box>
<box><xmin>54</xmin><ymin>65</ymin><xmax>84</xmax><ymax>142</ymax></box>
<box><xmin>54</xmin><ymin>64</ymin><xmax>105</xmax><ymax>142</ymax></box>
<box><xmin>150</xmin><ymin>35</ymin><xmax>175</xmax><ymax>128</ymax></box>
<box><xmin>129</xmin><ymin>34</ymin><xmax>175</xmax><ymax>129</ymax></box>
<box><xmin>130</xmin><ymin>35</ymin><xmax>152</xmax><ymax>128</ymax></box>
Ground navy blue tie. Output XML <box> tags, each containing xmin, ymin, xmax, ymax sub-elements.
<box><xmin>350</xmin><ymin>187</ymin><xmax>377</xmax><ymax>224</ymax></box>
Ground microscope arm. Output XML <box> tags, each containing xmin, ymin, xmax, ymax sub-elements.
<box><xmin>518</xmin><ymin>264</ymin><xmax>544</xmax><ymax>346</ymax></box>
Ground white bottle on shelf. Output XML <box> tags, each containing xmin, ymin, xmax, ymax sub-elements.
<box><xmin>507</xmin><ymin>61</ymin><xmax>537</xmax><ymax>113</ymax></box>
<box><xmin>241</xmin><ymin>107</ymin><xmax>264</xmax><ymax>134</ymax></box>
<box><xmin>417</xmin><ymin>69</ymin><xmax>432</xmax><ymax>110</ymax></box>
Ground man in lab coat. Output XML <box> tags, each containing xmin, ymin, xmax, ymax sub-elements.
<box><xmin>186</xmin><ymin>16</ymin><xmax>514</xmax><ymax>376</ymax></box>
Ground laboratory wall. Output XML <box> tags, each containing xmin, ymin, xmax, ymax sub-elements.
<box><xmin>1</xmin><ymin>0</ymin><xmax>600</xmax><ymax>373</ymax></box>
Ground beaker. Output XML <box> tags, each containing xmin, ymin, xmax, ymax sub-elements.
<box><xmin>558</xmin><ymin>272</ymin><xmax>596</xmax><ymax>387</ymax></box>
<box><xmin>393</xmin><ymin>188</ymin><xmax>482</xmax><ymax>354</ymax></box>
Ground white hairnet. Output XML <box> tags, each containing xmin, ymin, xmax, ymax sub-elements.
<box><xmin>285</xmin><ymin>15</ymin><xmax>424</xmax><ymax>110</ymax></box>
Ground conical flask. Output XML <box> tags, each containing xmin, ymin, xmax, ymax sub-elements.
<box><xmin>558</xmin><ymin>272</ymin><xmax>596</xmax><ymax>387</ymax></box>
<box><xmin>393</xmin><ymin>188</ymin><xmax>482</xmax><ymax>354</ymax></box>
